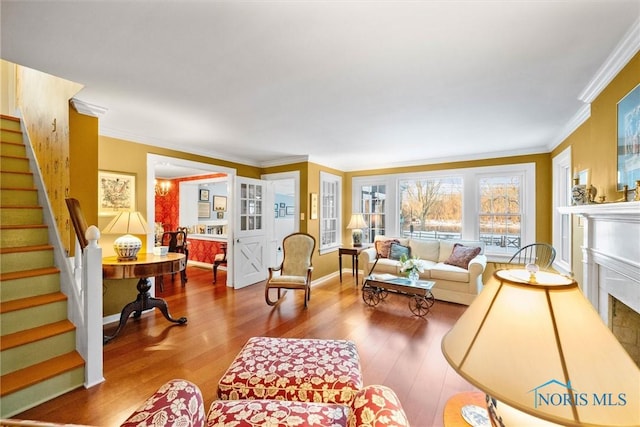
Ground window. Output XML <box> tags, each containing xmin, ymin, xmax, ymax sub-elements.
<box><xmin>359</xmin><ymin>184</ymin><xmax>386</xmax><ymax>243</ymax></box>
<box><xmin>478</xmin><ymin>174</ymin><xmax>522</xmax><ymax>254</ymax></box>
<box><xmin>320</xmin><ymin>171</ymin><xmax>341</xmax><ymax>254</ymax></box>
<box><xmin>352</xmin><ymin>163</ymin><xmax>535</xmax><ymax>259</ymax></box>
<box><xmin>552</xmin><ymin>147</ymin><xmax>571</xmax><ymax>274</ymax></box>
<box><xmin>399</xmin><ymin>177</ymin><xmax>462</xmax><ymax>240</ymax></box>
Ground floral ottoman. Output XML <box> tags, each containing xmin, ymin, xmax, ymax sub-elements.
<box><xmin>217</xmin><ymin>337</ymin><xmax>363</xmax><ymax>405</ymax></box>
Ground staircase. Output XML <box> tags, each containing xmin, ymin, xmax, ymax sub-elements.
<box><xmin>0</xmin><ymin>115</ymin><xmax>85</xmax><ymax>417</ymax></box>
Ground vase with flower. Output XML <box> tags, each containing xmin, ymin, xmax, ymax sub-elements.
<box><xmin>400</xmin><ymin>254</ymin><xmax>424</xmax><ymax>283</ymax></box>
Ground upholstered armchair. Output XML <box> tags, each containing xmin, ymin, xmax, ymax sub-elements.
<box><xmin>265</xmin><ymin>232</ymin><xmax>316</xmax><ymax>308</ymax></box>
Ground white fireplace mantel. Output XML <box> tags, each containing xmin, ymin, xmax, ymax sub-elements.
<box><xmin>558</xmin><ymin>201</ymin><xmax>640</xmax><ymax>323</ymax></box>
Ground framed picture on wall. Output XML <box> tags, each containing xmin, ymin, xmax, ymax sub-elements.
<box><xmin>198</xmin><ymin>202</ymin><xmax>210</xmax><ymax>218</ymax></box>
<box><xmin>213</xmin><ymin>195</ymin><xmax>227</xmax><ymax>211</ymax></box>
<box><xmin>286</xmin><ymin>206</ymin><xmax>294</xmax><ymax>215</ymax></box>
<box><xmin>199</xmin><ymin>189</ymin><xmax>210</xmax><ymax>201</ymax></box>
<box><xmin>617</xmin><ymin>83</ymin><xmax>640</xmax><ymax>191</ymax></box>
<box><xmin>98</xmin><ymin>170</ymin><xmax>136</xmax><ymax>216</ymax></box>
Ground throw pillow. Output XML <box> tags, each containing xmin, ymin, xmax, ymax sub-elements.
<box><xmin>444</xmin><ymin>243</ymin><xmax>481</xmax><ymax>269</ymax></box>
<box><xmin>389</xmin><ymin>243</ymin><xmax>411</xmax><ymax>260</ymax></box>
<box><xmin>375</xmin><ymin>239</ymin><xmax>399</xmax><ymax>259</ymax></box>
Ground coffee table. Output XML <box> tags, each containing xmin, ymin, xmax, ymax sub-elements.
<box><xmin>362</xmin><ymin>274</ymin><xmax>435</xmax><ymax>317</ymax></box>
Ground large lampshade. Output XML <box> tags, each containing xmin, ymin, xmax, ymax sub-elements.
<box><xmin>347</xmin><ymin>213</ymin><xmax>367</xmax><ymax>247</ymax></box>
<box><xmin>102</xmin><ymin>211</ymin><xmax>150</xmax><ymax>261</ymax></box>
<box><xmin>441</xmin><ymin>269</ymin><xmax>639</xmax><ymax>426</ymax></box>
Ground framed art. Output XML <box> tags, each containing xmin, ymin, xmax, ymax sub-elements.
<box><xmin>199</xmin><ymin>189</ymin><xmax>210</xmax><ymax>201</ymax></box>
<box><xmin>286</xmin><ymin>206</ymin><xmax>294</xmax><ymax>215</ymax></box>
<box><xmin>198</xmin><ymin>202</ymin><xmax>210</xmax><ymax>218</ymax></box>
<box><xmin>617</xmin><ymin>83</ymin><xmax>640</xmax><ymax>191</ymax></box>
<box><xmin>279</xmin><ymin>202</ymin><xmax>286</xmax><ymax>208</ymax></box>
<box><xmin>98</xmin><ymin>170</ymin><xmax>136</xmax><ymax>216</ymax></box>
<box><xmin>217</xmin><ymin>211</ymin><xmax>224</xmax><ymax>219</ymax></box>
<box><xmin>213</xmin><ymin>196</ymin><xmax>227</xmax><ymax>211</ymax></box>
<box><xmin>279</xmin><ymin>208</ymin><xmax>286</xmax><ymax>217</ymax></box>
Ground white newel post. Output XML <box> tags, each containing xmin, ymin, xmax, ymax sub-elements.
<box><xmin>84</xmin><ymin>225</ymin><xmax>105</xmax><ymax>387</ymax></box>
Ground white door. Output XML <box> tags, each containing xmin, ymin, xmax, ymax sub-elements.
<box><xmin>233</xmin><ymin>177</ymin><xmax>273</xmax><ymax>288</ymax></box>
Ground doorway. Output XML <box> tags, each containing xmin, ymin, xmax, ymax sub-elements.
<box><xmin>147</xmin><ymin>154</ymin><xmax>236</xmax><ymax>287</ymax></box>
<box><xmin>263</xmin><ymin>171</ymin><xmax>299</xmax><ymax>268</ymax></box>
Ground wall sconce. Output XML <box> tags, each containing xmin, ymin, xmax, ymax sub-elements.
<box><xmin>155</xmin><ymin>179</ymin><xmax>171</xmax><ymax>197</ymax></box>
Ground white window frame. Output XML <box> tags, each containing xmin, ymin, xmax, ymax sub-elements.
<box><xmin>552</xmin><ymin>147</ymin><xmax>572</xmax><ymax>275</ymax></box>
<box><xmin>319</xmin><ymin>171</ymin><xmax>342</xmax><ymax>254</ymax></box>
<box><xmin>352</xmin><ymin>163</ymin><xmax>536</xmax><ymax>260</ymax></box>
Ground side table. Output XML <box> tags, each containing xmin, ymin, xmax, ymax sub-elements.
<box><xmin>102</xmin><ymin>252</ymin><xmax>188</xmax><ymax>343</ymax></box>
<box><xmin>338</xmin><ymin>246</ymin><xmax>368</xmax><ymax>284</ymax></box>
<box><xmin>443</xmin><ymin>391</ymin><xmax>487</xmax><ymax>427</ymax></box>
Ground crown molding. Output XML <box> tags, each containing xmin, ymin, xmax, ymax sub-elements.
<box><xmin>548</xmin><ymin>103</ymin><xmax>591</xmax><ymax>152</ymax></box>
<box><xmin>259</xmin><ymin>155</ymin><xmax>309</xmax><ymax>168</ymax></box>
<box><xmin>70</xmin><ymin>98</ymin><xmax>108</xmax><ymax>118</ymax></box>
<box><xmin>578</xmin><ymin>17</ymin><xmax>640</xmax><ymax>103</ymax></box>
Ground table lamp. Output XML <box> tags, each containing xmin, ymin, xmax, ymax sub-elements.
<box><xmin>347</xmin><ymin>213</ymin><xmax>367</xmax><ymax>247</ymax></box>
<box><xmin>102</xmin><ymin>211</ymin><xmax>150</xmax><ymax>261</ymax></box>
<box><xmin>441</xmin><ymin>268</ymin><xmax>639</xmax><ymax>426</ymax></box>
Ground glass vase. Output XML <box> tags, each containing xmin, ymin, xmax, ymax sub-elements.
<box><xmin>408</xmin><ymin>269</ymin><xmax>419</xmax><ymax>283</ymax></box>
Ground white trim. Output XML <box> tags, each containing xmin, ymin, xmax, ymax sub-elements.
<box><xmin>146</xmin><ymin>154</ymin><xmax>237</xmax><ymax>288</ymax></box>
<box><xmin>70</xmin><ymin>98</ymin><xmax>108</xmax><ymax>118</ymax></box>
<box><xmin>548</xmin><ymin>103</ymin><xmax>591</xmax><ymax>152</ymax></box>
<box><xmin>319</xmin><ymin>171</ymin><xmax>342</xmax><ymax>255</ymax></box>
<box><xmin>578</xmin><ymin>17</ymin><xmax>640</xmax><ymax>103</ymax></box>
<box><xmin>552</xmin><ymin>147</ymin><xmax>572</xmax><ymax>275</ymax></box>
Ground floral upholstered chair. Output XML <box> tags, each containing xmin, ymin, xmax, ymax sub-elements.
<box><xmin>265</xmin><ymin>232</ymin><xmax>315</xmax><ymax>308</ymax></box>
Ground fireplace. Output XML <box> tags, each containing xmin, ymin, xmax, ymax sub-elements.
<box><xmin>559</xmin><ymin>201</ymin><xmax>640</xmax><ymax>367</ymax></box>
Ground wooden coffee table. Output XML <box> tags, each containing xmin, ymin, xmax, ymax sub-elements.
<box><xmin>362</xmin><ymin>274</ymin><xmax>435</xmax><ymax>317</ymax></box>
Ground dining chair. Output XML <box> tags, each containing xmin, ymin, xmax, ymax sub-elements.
<box><xmin>155</xmin><ymin>230</ymin><xmax>188</xmax><ymax>291</ymax></box>
<box><xmin>212</xmin><ymin>242</ymin><xmax>227</xmax><ymax>284</ymax></box>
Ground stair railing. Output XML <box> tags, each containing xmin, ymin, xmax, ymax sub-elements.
<box><xmin>19</xmin><ymin>115</ymin><xmax>104</xmax><ymax>387</ymax></box>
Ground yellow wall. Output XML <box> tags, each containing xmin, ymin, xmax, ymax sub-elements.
<box><xmin>552</xmin><ymin>52</ymin><xmax>639</xmax><ymax>277</ymax></box>
<box><xmin>13</xmin><ymin>64</ymin><xmax>84</xmax><ymax>253</ymax></box>
<box><xmin>98</xmin><ymin>135</ymin><xmax>265</xmax><ymax>315</ymax></box>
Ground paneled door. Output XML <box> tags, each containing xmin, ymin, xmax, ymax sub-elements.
<box><xmin>233</xmin><ymin>177</ymin><xmax>273</xmax><ymax>288</ymax></box>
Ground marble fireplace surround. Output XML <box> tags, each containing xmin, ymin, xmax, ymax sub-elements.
<box><xmin>559</xmin><ymin>201</ymin><xmax>640</xmax><ymax>324</ymax></box>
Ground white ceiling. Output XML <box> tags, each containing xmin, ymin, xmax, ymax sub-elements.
<box><xmin>2</xmin><ymin>1</ymin><xmax>639</xmax><ymax>172</ymax></box>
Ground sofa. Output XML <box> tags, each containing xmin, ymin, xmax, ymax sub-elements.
<box><xmin>120</xmin><ymin>378</ymin><xmax>410</xmax><ymax>427</ymax></box>
<box><xmin>360</xmin><ymin>236</ymin><xmax>487</xmax><ymax>305</ymax></box>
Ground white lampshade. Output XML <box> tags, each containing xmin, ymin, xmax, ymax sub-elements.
<box><xmin>347</xmin><ymin>213</ymin><xmax>367</xmax><ymax>247</ymax></box>
<box><xmin>442</xmin><ymin>269</ymin><xmax>640</xmax><ymax>427</ymax></box>
<box><xmin>102</xmin><ymin>211</ymin><xmax>150</xmax><ymax>261</ymax></box>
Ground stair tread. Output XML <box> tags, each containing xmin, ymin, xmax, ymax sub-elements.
<box><xmin>0</xmin><ymin>154</ymin><xmax>29</xmax><ymax>160</ymax></box>
<box><xmin>0</xmin><ymin>244</ymin><xmax>53</xmax><ymax>254</ymax></box>
<box><xmin>0</xmin><ymin>171</ymin><xmax>34</xmax><ymax>176</ymax></box>
<box><xmin>0</xmin><ymin>266</ymin><xmax>59</xmax><ymax>282</ymax></box>
<box><xmin>1</xmin><ymin>320</ymin><xmax>75</xmax><ymax>350</ymax></box>
<box><xmin>0</xmin><ymin>351</ymin><xmax>85</xmax><ymax>396</ymax></box>
<box><xmin>0</xmin><ymin>292</ymin><xmax>67</xmax><ymax>314</ymax></box>
<box><xmin>0</xmin><ymin>186</ymin><xmax>37</xmax><ymax>191</ymax></box>
<box><xmin>1</xmin><ymin>114</ymin><xmax>20</xmax><ymax>122</ymax></box>
<box><xmin>0</xmin><ymin>224</ymin><xmax>47</xmax><ymax>230</ymax></box>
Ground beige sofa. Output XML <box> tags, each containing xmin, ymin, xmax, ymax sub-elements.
<box><xmin>360</xmin><ymin>236</ymin><xmax>487</xmax><ymax>305</ymax></box>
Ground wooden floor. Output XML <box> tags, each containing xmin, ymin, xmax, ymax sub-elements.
<box><xmin>15</xmin><ymin>265</ymin><xmax>478</xmax><ymax>426</ymax></box>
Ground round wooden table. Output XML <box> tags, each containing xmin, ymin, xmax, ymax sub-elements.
<box><xmin>102</xmin><ymin>252</ymin><xmax>187</xmax><ymax>343</ymax></box>
<box><xmin>443</xmin><ymin>391</ymin><xmax>488</xmax><ymax>427</ymax></box>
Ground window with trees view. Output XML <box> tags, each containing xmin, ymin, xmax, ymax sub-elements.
<box><xmin>399</xmin><ymin>177</ymin><xmax>462</xmax><ymax>240</ymax></box>
<box><xmin>352</xmin><ymin>163</ymin><xmax>535</xmax><ymax>257</ymax></box>
<box><xmin>478</xmin><ymin>175</ymin><xmax>522</xmax><ymax>252</ymax></box>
